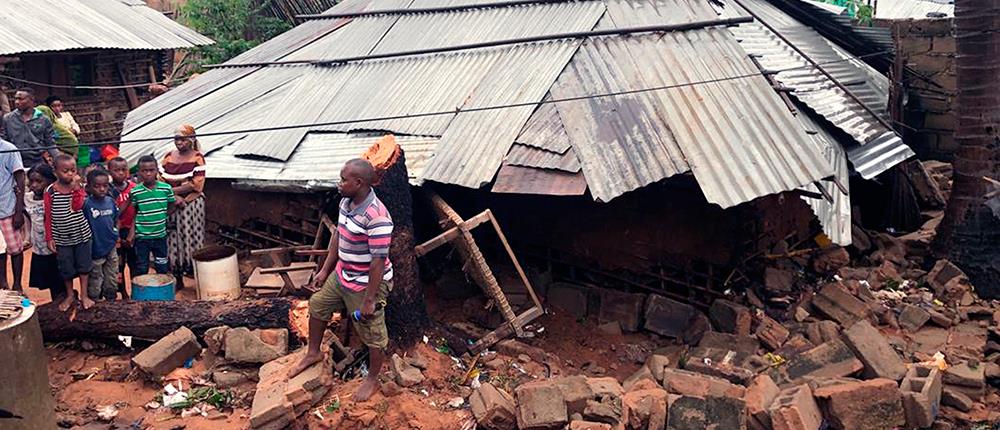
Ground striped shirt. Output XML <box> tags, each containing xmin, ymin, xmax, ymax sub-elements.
<box><xmin>130</xmin><ymin>181</ymin><xmax>175</xmax><ymax>239</ymax></box>
<box><xmin>43</xmin><ymin>185</ymin><xmax>91</xmax><ymax>247</ymax></box>
<box><xmin>335</xmin><ymin>191</ymin><xmax>393</xmax><ymax>291</ymax></box>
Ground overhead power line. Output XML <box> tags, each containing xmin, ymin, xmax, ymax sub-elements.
<box><xmin>0</xmin><ymin>49</ymin><xmax>892</xmax><ymax>155</ymax></box>
<box><xmin>0</xmin><ymin>74</ymin><xmax>190</xmax><ymax>91</ymax></box>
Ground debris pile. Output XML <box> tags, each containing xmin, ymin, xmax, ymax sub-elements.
<box><xmin>249</xmin><ymin>351</ymin><xmax>333</xmax><ymax>430</ymax></box>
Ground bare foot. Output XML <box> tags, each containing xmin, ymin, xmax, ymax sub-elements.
<box><xmin>58</xmin><ymin>295</ymin><xmax>76</xmax><ymax>312</ymax></box>
<box><xmin>288</xmin><ymin>351</ymin><xmax>323</xmax><ymax>378</ymax></box>
<box><xmin>81</xmin><ymin>296</ymin><xmax>96</xmax><ymax>310</ymax></box>
<box><xmin>354</xmin><ymin>376</ymin><xmax>379</xmax><ymax>402</ymax></box>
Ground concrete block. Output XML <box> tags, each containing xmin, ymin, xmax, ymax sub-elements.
<box><xmin>709</xmin><ymin>299</ymin><xmax>752</xmax><ymax>336</ymax></box>
<box><xmin>132</xmin><ymin>326</ymin><xmax>201</xmax><ymax>377</ymax></box>
<box><xmin>745</xmin><ymin>375</ymin><xmax>780</xmax><ymax>430</ymax></box>
<box><xmin>644</xmin><ymin>294</ymin><xmax>709</xmax><ymax>344</ymax></box>
<box><xmin>660</xmin><ymin>368</ymin><xmax>746</xmax><ymax>398</ymax></box>
<box><xmin>942</xmin><ymin>361</ymin><xmax>985</xmax><ymax>389</ymax></box>
<box><xmin>774</xmin><ymin>339</ymin><xmax>863</xmax><ymax>385</ymax></box>
<box><xmin>225</xmin><ymin>327</ymin><xmax>288</xmax><ymax>364</ymax></box>
<box><xmin>812</xmin><ymin>283</ymin><xmax>869</xmax><ymax>326</ymax></box>
<box><xmin>755</xmin><ymin>313</ymin><xmax>790</xmax><ymax>350</ymax></box>
<box><xmin>842</xmin><ymin>320</ymin><xmax>907</xmax><ymax>381</ymax></box>
<box><xmin>941</xmin><ymin>388</ymin><xmax>974</xmax><ymax>412</ymax></box>
<box><xmin>667</xmin><ymin>395</ymin><xmax>747</xmax><ymax>430</ymax></box>
<box><xmin>555</xmin><ymin>375</ymin><xmax>592</xmax><ymax>414</ymax></box>
<box><xmin>598</xmin><ymin>288</ymin><xmax>646</xmax><ymax>332</ymax></box>
<box><xmin>623</xmin><ymin>388</ymin><xmax>668</xmax><ymax>430</ymax></box>
<box><xmin>768</xmin><ymin>385</ymin><xmax>822</xmax><ymax>430</ymax></box>
<box><xmin>547</xmin><ymin>282</ymin><xmax>589</xmax><ymax>318</ymax></box>
<box><xmin>898</xmin><ymin>305</ymin><xmax>931</xmax><ymax>332</ymax></box>
<box><xmin>583</xmin><ymin>397</ymin><xmax>622</xmax><ymax>426</ymax></box>
<box><xmin>813</xmin><ymin>378</ymin><xmax>905</xmax><ymax>430</ymax></box>
<box><xmin>515</xmin><ymin>380</ymin><xmax>568</xmax><ymax>430</ymax></box>
<box><xmin>250</xmin><ymin>379</ymin><xmax>291</xmax><ymax>428</ymax></box>
<box><xmin>900</xmin><ymin>365</ymin><xmax>943</xmax><ymax>429</ymax></box>
<box><xmin>470</xmin><ymin>383</ymin><xmax>517</xmax><ymax>430</ymax></box>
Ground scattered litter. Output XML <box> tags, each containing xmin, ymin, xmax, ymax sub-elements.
<box><xmin>118</xmin><ymin>335</ymin><xmax>133</xmax><ymax>348</ymax></box>
<box><xmin>162</xmin><ymin>390</ymin><xmax>189</xmax><ymax>408</ymax></box>
<box><xmin>145</xmin><ymin>401</ymin><xmax>161</xmax><ymax>410</ymax></box>
<box><xmin>313</xmin><ymin>410</ymin><xmax>324</xmax><ymax>420</ymax></box>
<box><xmin>446</xmin><ymin>397</ymin><xmax>465</xmax><ymax>408</ymax></box>
<box><xmin>763</xmin><ymin>352</ymin><xmax>786</xmax><ymax>367</ymax></box>
<box><xmin>423</xmin><ymin>335</ymin><xmax>429</xmax><ymax>344</ymax></box>
<box><xmin>325</xmin><ymin>396</ymin><xmax>341</xmax><ymax>413</ymax></box>
<box><xmin>419</xmin><ymin>389</ymin><xmax>430</xmax><ymax>397</ymax></box>
<box><xmin>96</xmin><ymin>405</ymin><xmax>118</xmax><ymax>421</ymax></box>
<box><xmin>183</xmin><ymin>357</ymin><xmax>194</xmax><ymax>369</ymax></box>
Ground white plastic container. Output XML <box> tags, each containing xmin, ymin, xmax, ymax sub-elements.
<box><xmin>192</xmin><ymin>245</ymin><xmax>241</xmax><ymax>301</ymax></box>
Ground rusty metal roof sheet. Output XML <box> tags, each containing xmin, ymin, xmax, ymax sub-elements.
<box><xmin>0</xmin><ymin>0</ymin><xmax>212</xmax><ymax>56</ymax></box>
<box><xmin>492</xmin><ymin>164</ymin><xmax>588</xmax><ymax>195</ymax></box>
<box><xmin>505</xmin><ymin>143</ymin><xmax>581</xmax><ymax>172</ymax></box>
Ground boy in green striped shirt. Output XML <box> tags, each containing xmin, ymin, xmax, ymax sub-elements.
<box><xmin>127</xmin><ymin>155</ymin><xmax>183</xmax><ymax>275</ymax></box>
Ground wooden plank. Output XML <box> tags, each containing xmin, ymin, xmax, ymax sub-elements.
<box><xmin>249</xmin><ymin>245</ymin><xmax>312</xmax><ymax>256</ymax></box>
<box><xmin>486</xmin><ymin>210</ymin><xmax>543</xmax><ymax>310</ymax></box>
<box><xmin>469</xmin><ymin>306</ymin><xmax>544</xmax><ymax>355</ymax></box>
<box><xmin>414</xmin><ymin>211</ymin><xmax>491</xmax><ymax>257</ymax></box>
<box><xmin>259</xmin><ymin>263</ymin><xmax>317</xmax><ymax>275</ymax></box>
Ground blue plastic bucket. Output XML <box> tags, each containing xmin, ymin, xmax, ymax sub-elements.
<box><xmin>132</xmin><ymin>274</ymin><xmax>176</xmax><ymax>301</ymax></box>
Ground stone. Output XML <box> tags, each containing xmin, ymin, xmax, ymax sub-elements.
<box><xmin>643</xmin><ymin>294</ymin><xmax>709</xmax><ymax>343</ymax></box>
<box><xmin>745</xmin><ymin>375</ymin><xmax>780</xmax><ymax>430</ymax></box>
<box><xmin>813</xmin><ymin>378</ymin><xmax>905</xmax><ymax>430</ymax></box>
<box><xmin>813</xmin><ymin>247</ymin><xmax>851</xmax><ymax>274</ymax></box>
<box><xmin>547</xmin><ymin>282</ymin><xmax>589</xmax><ymax>318</ymax></box>
<box><xmin>900</xmin><ymin>365</ymin><xmax>943</xmax><ymax>429</ymax></box>
<box><xmin>898</xmin><ymin>305</ymin><xmax>931</xmax><ymax>332</ymax></box>
<box><xmin>768</xmin><ymin>385</ymin><xmax>822</xmax><ymax>430</ymax></box>
<box><xmin>928</xmin><ymin>309</ymin><xmax>953</xmax><ymax>327</ymax></box>
<box><xmin>805</xmin><ymin>320</ymin><xmax>841</xmax><ymax>345</ymax></box>
<box><xmin>515</xmin><ymin>380</ymin><xmax>568</xmax><ymax>430</ymax></box>
<box><xmin>389</xmin><ymin>353</ymin><xmax>425</xmax><ymax>387</ymax></box>
<box><xmin>583</xmin><ymin>398</ymin><xmax>622</xmax><ymax>426</ymax></box>
<box><xmin>683</xmin><ymin>350</ymin><xmax>756</xmax><ymax>385</ymax></box>
<box><xmin>841</xmin><ymin>320</ymin><xmax>907</xmax><ymax>381</ymax></box>
<box><xmin>941</xmin><ymin>388</ymin><xmax>973</xmax><ymax>412</ymax></box>
<box><xmin>926</xmin><ymin>260</ymin><xmax>967</xmax><ymax>299</ymax></box>
<box><xmin>555</xmin><ymin>375</ymin><xmax>593</xmax><ymax>414</ymax></box>
<box><xmin>328</xmin><ymin>333</ymin><xmax>354</xmax><ymax>373</ymax></box>
<box><xmin>623</xmin><ymin>388</ymin><xmax>668</xmax><ymax>430</ymax></box>
<box><xmin>596</xmin><ymin>321</ymin><xmax>622</xmax><ymax>336</ymax></box>
<box><xmin>103</xmin><ymin>356</ymin><xmax>132</xmax><ymax>382</ymax></box>
<box><xmin>496</xmin><ymin>339</ymin><xmax>548</xmax><ymax>363</ymax></box>
<box><xmin>381</xmin><ymin>381</ymin><xmax>403</xmax><ymax>397</ymax></box>
<box><xmin>470</xmin><ymin>383</ymin><xmax>517</xmax><ymax>430</ymax></box>
<box><xmin>568</xmin><ymin>420</ymin><xmax>612</xmax><ymax>430</ymax></box>
<box><xmin>773</xmin><ymin>339</ymin><xmax>863</xmax><ymax>385</ymax></box>
<box><xmin>764</xmin><ymin>267</ymin><xmax>796</xmax><ymax>294</ymax></box>
<box><xmin>709</xmin><ymin>299</ymin><xmax>752</xmax><ymax>336</ymax></box>
<box><xmin>225</xmin><ymin>327</ymin><xmax>288</xmax><ymax>364</ymax></box>
<box><xmin>659</xmin><ymin>368</ymin><xmax>746</xmax><ymax>398</ymax></box>
<box><xmin>203</xmin><ymin>325</ymin><xmax>230</xmax><ymax>355</ymax></box>
<box><xmin>586</xmin><ymin>377</ymin><xmax>624</xmax><ymax>400</ymax></box>
<box><xmin>213</xmin><ymin>369</ymin><xmax>251</xmax><ymax>388</ymax></box>
<box><xmin>667</xmin><ymin>395</ymin><xmax>747</xmax><ymax>430</ymax></box>
<box><xmin>755</xmin><ymin>313</ymin><xmax>790</xmax><ymax>350</ymax></box>
<box><xmin>697</xmin><ymin>331</ymin><xmax>760</xmax><ymax>358</ymax></box>
<box><xmin>405</xmin><ymin>352</ymin><xmax>428</xmax><ymax>370</ymax></box>
<box><xmin>942</xmin><ymin>361</ymin><xmax>985</xmax><ymax>390</ymax></box>
<box><xmin>812</xmin><ymin>283</ymin><xmax>869</xmax><ymax>326</ymax></box>
<box><xmin>132</xmin><ymin>326</ymin><xmax>201</xmax><ymax>377</ymax></box>
<box><xmin>871</xmin><ymin>233</ymin><xmax>908</xmax><ymax>268</ymax></box>
<box><xmin>646</xmin><ymin>354</ymin><xmax>673</xmax><ymax>382</ymax></box>
<box><xmin>598</xmin><ymin>289</ymin><xmax>647</xmax><ymax>332</ymax></box>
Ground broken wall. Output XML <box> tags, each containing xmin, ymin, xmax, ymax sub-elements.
<box><xmin>205</xmin><ymin>180</ymin><xmax>322</xmax><ymax>229</ymax></box>
<box><xmin>1</xmin><ymin>50</ymin><xmax>171</xmax><ymax>144</ymax></box>
<box><xmin>892</xmin><ymin>18</ymin><xmax>957</xmax><ymax>161</ymax></box>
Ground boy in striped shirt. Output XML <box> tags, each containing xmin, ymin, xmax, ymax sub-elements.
<box><xmin>290</xmin><ymin>159</ymin><xmax>393</xmax><ymax>402</ymax></box>
<box><xmin>127</xmin><ymin>155</ymin><xmax>181</xmax><ymax>277</ymax></box>
<box><xmin>45</xmin><ymin>154</ymin><xmax>92</xmax><ymax>311</ymax></box>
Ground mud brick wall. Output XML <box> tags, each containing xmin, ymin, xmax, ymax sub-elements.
<box><xmin>1</xmin><ymin>50</ymin><xmax>171</xmax><ymax>146</ymax></box>
<box><xmin>892</xmin><ymin>18</ymin><xmax>957</xmax><ymax>161</ymax></box>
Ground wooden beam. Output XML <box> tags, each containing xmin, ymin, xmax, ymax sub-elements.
<box><xmin>469</xmin><ymin>306</ymin><xmax>544</xmax><ymax>355</ymax></box>
<box><xmin>486</xmin><ymin>210</ymin><xmax>543</xmax><ymax>310</ymax></box>
<box><xmin>249</xmin><ymin>245</ymin><xmax>313</xmax><ymax>256</ymax></box>
<box><xmin>259</xmin><ymin>263</ymin><xmax>318</xmax><ymax>274</ymax></box>
<box><xmin>414</xmin><ymin>210</ymin><xmax>492</xmax><ymax>256</ymax></box>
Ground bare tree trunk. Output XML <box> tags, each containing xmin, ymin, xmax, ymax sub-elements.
<box><xmin>933</xmin><ymin>0</ymin><xmax>1000</xmax><ymax>297</ymax></box>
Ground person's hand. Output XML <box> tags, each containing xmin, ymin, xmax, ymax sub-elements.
<box><xmin>309</xmin><ymin>269</ymin><xmax>329</xmax><ymax>291</ymax></box>
<box><xmin>73</xmin><ymin>174</ymin><xmax>84</xmax><ymax>190</ymax></box>
<box><xmin>12</xmin><ymin>212</ymin><xmax>23</xmax><ymax>230</ymax></box>
<box><xmin>175</xmin><ymin>197</ymin><xmax>186</xmax><ymax>209</ymax></box>
<box><xmin>47</xmin><ymin>240</ymin><xmax>56</xmax><ymax>253</ymax></box>
<box><xmin>361</xmin><ymin>297</ymin><xmax>376</xmax><ymax>320</ymax></box>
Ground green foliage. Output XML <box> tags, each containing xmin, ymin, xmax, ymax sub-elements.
<box><xmin>167</xmin><ymin>387</ymin><xmax>235</xmax><ymax>410</ymax></box>
<box><xmin>855</xmin><ymin>4</ymin><xmax>874</xmax><ymax>25</ymax></box>
<box><xmin>180</xmin><ymin>0</ymin><xmax>291</xmax><ymax>69</ymax></box>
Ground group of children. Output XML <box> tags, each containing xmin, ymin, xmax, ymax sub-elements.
<box><xmin>26</xmin><ymin>154</ymin><xmax>181</xmax><ymax>311</ymax></box>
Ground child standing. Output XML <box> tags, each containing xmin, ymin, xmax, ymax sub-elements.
<box><xmin>108</xmin><ymin>157</ymin><xmax>136</xmax><ymax>299</ymax></box>
<box><xmin>128</xmin><ymin>155</ymin><xmax>179</xmax><ymax>276</ymax></box>
<box><xmin>83</xmin><ymin>168</ymin><xmax>119</xmax><ymax>301</ymax></box>
<box><xmin>24</xmin><ymin>163</ymin><xmax>64</xmax><ymax>299</ymax></box>
<box><xmin>44</xmin><ymin>155</ymin><xmax>93</xmax><ymax>311</ymax></box>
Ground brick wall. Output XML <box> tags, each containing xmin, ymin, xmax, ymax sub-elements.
<box><xmin>891</xmin><ymin>18</ymin><xmax>957</xmax><ymax>161</ymax></box>
<box><xmin>0</xmin><ymin>50</ymin><xmax>171</xmax><ymax>145</ymax></box>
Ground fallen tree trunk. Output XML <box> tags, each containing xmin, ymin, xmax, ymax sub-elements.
<box><xmin>37</xmin><ymin>298</ymin><xmax>294</xmax><ymax>342</ymax></box>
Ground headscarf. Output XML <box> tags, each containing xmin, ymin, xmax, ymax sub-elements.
<box><xmin>176</xmin><ymin>124</ymin><xmax>200</xmax><ymax>151</ymax></box>
<box><xmin>37</xmin><ymin>105</ymin><xmax>78</xmax><ymax>157</ymax></box>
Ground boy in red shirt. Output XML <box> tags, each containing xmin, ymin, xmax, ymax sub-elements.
<box><xmin>107</xmin><ymin>157</ymin><xmax>136</xmax><ymax>299</ymax></box>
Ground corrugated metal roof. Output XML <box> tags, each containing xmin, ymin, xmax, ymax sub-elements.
<box><xmin>207</xmin><ymin>132</ymin><xmax>439</xmax><ymax>186</ymax></box>
<box><xmin>873</xmin><ymin>0</ymin><xmax>954</xmax><ymax>19</ymax></box>
<box><xmin>0</xmin><ymin>0</ymin><xmax>212</xmax><ymax>56</ymax></box>
<box><xmin>492</xmin><ymin>164</ymin><xmax>588</xmax><ymax>195</ymax></box>
<box><xmin>724</xmin><ymin>0</ymin><xmax>914</xmax><ymax>178</ymax></box>
<box><xmin>505</xmin><ymin>143</ymin><xmax>581</xmax><ymax>172</ymax></box>
<box><xmin>795</xmin><ymin>110</ymin><xmax>852</xmax><ymax>245</ymax></box>
<box><xmin>515</xmin><ymin>99</ymin><xmax>573</xmax><ymax>153</ymax></box>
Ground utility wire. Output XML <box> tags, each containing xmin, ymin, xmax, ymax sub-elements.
<box><xmin>0</xmin><ymin>49</ymin><xmax>892</xmax><ymax>155</ymax></box>
<box><xmin>0</xmin><ymin>74</ymin><xmax>190</xmax><ymax>91</ymax></box>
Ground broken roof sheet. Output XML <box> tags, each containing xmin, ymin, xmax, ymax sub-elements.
<box><xmin>122</xmin><ymin>0</ymin><xmax>834</xmax><ymax>207</ymax></box>
<box><xmin>724</xmin><ymin>0</ymin><xmax>914</xmax><ymax>178</ymax></box>
<box><xmin>0</xmin><ymin>0</ymin><xmax>213</xmax><ymax>55</ymax></box>
<box><xmin>795</xmin><ymin>108</ymin><xmax>852</xmax><ymax>245</ymax></box>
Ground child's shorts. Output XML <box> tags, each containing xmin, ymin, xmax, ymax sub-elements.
<box><xmin>30</xmin><ymin>253</ymin><xmax>65</xmax><ymax>296</ymax></box>
<box><xmin>57</xmin><ymin>240</ymin><xmax>93</xmax><ymax>279</ymax></box>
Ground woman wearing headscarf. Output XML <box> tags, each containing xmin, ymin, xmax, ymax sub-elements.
<box><xmin>42</xmin><ymin>96</ymin><xmax>89</xmax><ymax>168</ymax></box>
<box><xmin>37</xmin><ymin>104</ymin><xmax>90</xmax><ymax>168</ymax></box>
<box><xmin>161</xmin><ymin>124</ymin><xmax>206</xmax><ymax>288</ymax></box>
